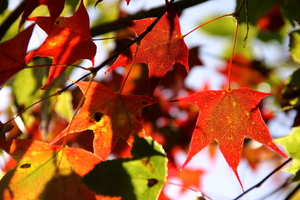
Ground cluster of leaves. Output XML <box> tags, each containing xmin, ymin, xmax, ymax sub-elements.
<box><xmin>1</xmin><ymin>0</ymin><xmax>300</xmax><ymax>199</ymax></box>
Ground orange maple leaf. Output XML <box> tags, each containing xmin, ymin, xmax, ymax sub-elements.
<box><xmin>173</xmin><ymin>87</ymin><xmax>287</xmax><ymax>187</ymax></box>
<box><xmin>26</xmin><ymin>0</ymin><xmax>96</xmax><ymax>90</ymax></box>
<box><xmin>0</xmin><ymin>24</ymin><xmax>34</xmax><ymax>88</ymax></box>
<box><xmin>51</xmin><ymin>81</ymin><xmax>159</xmax><ymax>160</ymax></box>
<box><xmin>105</xmin><ymin>6</ymin><xmax>189</xmax><ymax>93</ymax></box>
<box><xmin>0</xmin><ymin>139</ymin><xmax>101</xmax><ymax>199</ymax></box>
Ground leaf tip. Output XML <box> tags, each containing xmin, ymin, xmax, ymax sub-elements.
<box><xmin>232</xmin><ymin>168</ymin><xmax>244</xmax><ymax>190</ymax></box>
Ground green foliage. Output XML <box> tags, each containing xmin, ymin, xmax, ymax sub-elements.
<box><xmin>276</xmin><ymin>127</ymin><xmax>300</xmax><ymax>182</ymax></box>
<box><xmin>280</xmin><ymin>0</ymin><xmax>300</xmax><ymax>24</ymax></box>
<box><xmin>290</xmin><ymin>30</ymin><xmax>300</xmax><ymax>64</ymax></box>
<box><xmin>282</xmin><ymin>68</ymin><xmax>300</xmax><ymax>109</ymax></box>
<box><xmin>200</xmin><ymin>16</ymin><xmax>236</xmax><ymax>37</ymax></box>
<box><xmin>0</xmin><ymin>0</ymin><xmax>8</xmax><ymax>15</ymax></box>
<box><xmin>55</xmin><ymin>90</ymin><xmax>73</xmax><ymax>122</ymax></box>
<box><xmin>82</xmin><ymin>136</ymin><xmax>167</xmax><ymax>200</ymax></box>
<box><xmin>235</xmin><ymin>0</ymin><xmax>276</xmax><ymax>24</ymax></box>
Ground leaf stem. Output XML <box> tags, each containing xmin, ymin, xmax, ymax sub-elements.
<box><xmin>118</xmin><ymin>42</ymin><xmax>139</xmax><ymax>94</ymax></box>
<box><xmin>227</xmin><ymin>17</ymin><xmax>239</xmax><ymax>91</ymax></box>
<box><xmin>234</xmin><ymin>158</ymin><xmax>292</xmax><ymax>200</ymax></box>
<box><xmin>182</xmin><ymin>14</ymin><xmax>232</xmax><ymax>38</ymax></box>
<box><xmin>26</xmin><ymin>64</ymin><xmax>91</xmax><ymax>71</ymax></box>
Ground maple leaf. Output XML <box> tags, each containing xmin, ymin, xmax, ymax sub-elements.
<box><xmin>51</xmin><ymin>81</ymin><xmax>159</xmax><ymax>160</ymax></box>
<box><xmin>26</xmin><ymin>0</ymin><xmax>96</xmax><ymax>90</ymax></box>
<box><xmin>105</xmin><ymin>6</ymin><xmax>189</xmax><ymax>93</ymax></box>
<box><xmin>0</xmin><ymin>139</ymin><xmax>101</xmax><ymax>199</ymax></box>
<box><xmin>0</xmin><ymin>24</ymin><xmax>34</xmax><ymax>88</ymax></box>
<box><xmin>19</xmin><ymin>0</ymin><xmax>65</xmax><ymax>29</ymax></box>
<box><xmin>173</xmin><ymin>87</ymin><xmax>287</xmax><ymax>187</ymax></box>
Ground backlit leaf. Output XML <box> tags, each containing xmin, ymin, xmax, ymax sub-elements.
<box><xmin>0</xmin><ymin>24</ymin><xmax>34</xmax><ymax>88</ymax></box>
<box><xmin>51</xmin><ymin>81</ymin><xmax>158</xmax><ymax>160</ymax></box>
<box><xmin>106</xmin><ymin>6</ymin><xmax>189</xmax><ymax>93</ymax></box>
<box><xmin>26</xmin><ymin>0</ymin><xmax>96</xmax><ymax>89</ymax></box>
<box><xmin>173</xmin><ymin>87</ymin><xmax>287</xmax><ymax>187</ymax></box>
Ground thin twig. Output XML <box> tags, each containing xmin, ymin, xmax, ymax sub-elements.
<box><xmin>234</xmin><ymin>158</ymin><xmax>292</xmax><ymax>200</ymax></box>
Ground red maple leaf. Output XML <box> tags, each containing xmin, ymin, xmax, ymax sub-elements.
<box><xmin>26</xmin><ymin>0</ymin><xmax>96</xmax><ymax>90</ymax></box>
<box><xmin>105</xmin><ymin>6</ymin><xmax>189</xmax><ymax>93</ymax></box>
<box><xmin>51</xmin><ymin>81</ymin><xmax>159</xmax><ymax>160</ymax></box>
<box><xmin>0</xmin><ymin>24</ymin><xmax>34</xmax><ymax>88</ymax></box>
<box><xmin>173</xmin><ymin>87</ymin><xmax>287</xmax><ymax>187</ymax></box>
<box><xmin>19</xmin><ymin>0</ymin><xmax>65</xmax><ymax>29</ymax></box>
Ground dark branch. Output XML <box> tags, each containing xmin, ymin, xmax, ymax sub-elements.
<box><xmin>0</xmin><ymin>0</ymin><xmax>27</xmax><ymax>41</ymax></box>
<box><xmin>234</xmin><ymin>158</ymin><xmax>292</xmax><ymax>200</ymax></box>
<box><xmin>90</xmin><ymin>0</ymin><xmax>209</xmax><ymax>37</ymax></box>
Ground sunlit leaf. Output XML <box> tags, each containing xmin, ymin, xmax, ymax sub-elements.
<box><xmin>275</xmin><ymin>127</ymin><xmax>300</xmax><ymax>182</ymax></box>
<box><xmin>0</xmin><ymin>139</ymin><xmax>101</xmax><ymax>199</ymax></box>
<box><xmin>173</xmin><ymin>87</ymin><xmax>287</xmax><ymax>187</ymax></box>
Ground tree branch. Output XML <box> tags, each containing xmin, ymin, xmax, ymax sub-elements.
<box><xmin>0</xmin><ymin>0</ymin><xmax>27</xmax><ymax>41</ymax></box>
<box><xmin>90</xmin><ymin>0</ymin><xmax>209</xmax><ymax>37</ymax></box>
<box><xmin>234</xmin><ymin>158</ymin><xmax>292</xmax><ymax>200</ymax></box>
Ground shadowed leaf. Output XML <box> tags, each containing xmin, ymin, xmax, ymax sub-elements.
<box><xmin>82</xmin><ymin>135</ymin><xmax>167</xmax><ymax>200</ymax></box>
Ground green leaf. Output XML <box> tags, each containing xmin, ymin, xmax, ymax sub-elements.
<box><xmin>12</xmin><ymin>68</ymin><xmax>38</xmax><ymax>108</ymax></box>
<box><xmin>55</xmin><ymin>90</ymin><xmax>74</xmax><ymax>122</ymax></box>
<box><xmin>235</xmin><ymin>0</ymin><xmax>276</xmax><ymax>24</ymax></box>
<box><xmin>275</xmin><ymin>127</ymin><xmax>300</xmax><ymax>182</ymax></box>
<box><xmin>280</xmin><ymin>0</ymin><xmax>300</xmax><ymax>25</ymax></box>
<box><xmin>289</xmin><ymin>30</ymin><xmax>300</xmax><ymax>64</ymax></box>
<box><xmin>281</xmin><ymin>68</ymin><xmax>300</xmax><ymax>109</ymax></box>
<box><xmin>199</xmin><ymin>15</ymin><xmax>236</xmax><ymax>37</ymax></box>
<box><xmin>82</xmin><ymin>135</ymin><xmax>167</xmax><ymax>200</ymax></box>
